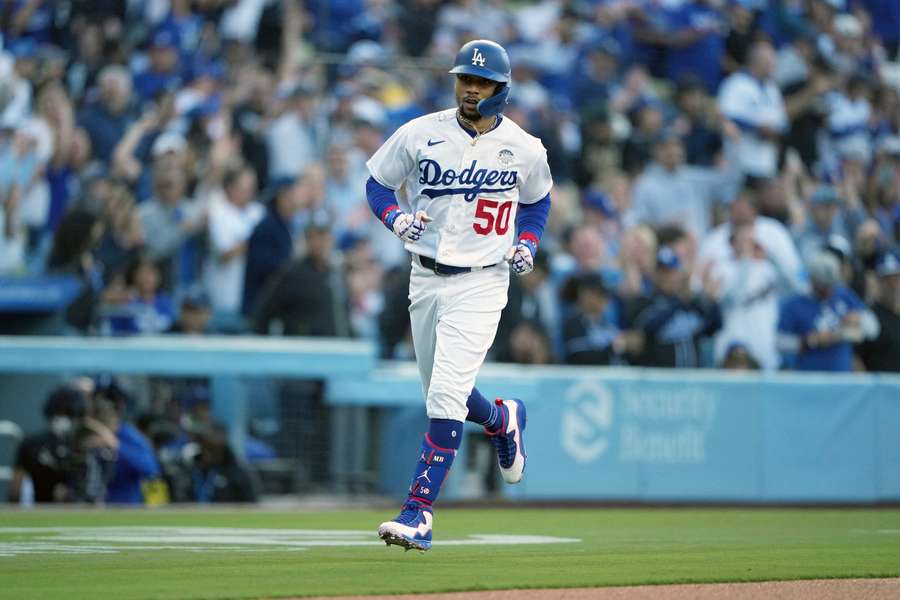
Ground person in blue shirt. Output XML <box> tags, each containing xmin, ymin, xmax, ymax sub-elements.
<box><xmin>778</xmin><ymin>251</ymin><xmax>880</xmax><ymax>371</ymax></box>
<box><xmin>133</xmin><ymin>30</ymin><xmax>183</xmax><ymax>104</ymax></box>
<box><xmin>665</xmin><ymin>0</ymin><xmax>726</xmax><ymax>93</ymax></box>
<box><xmin>77</xmin><ymin>65</ymin><xmax>135</xmax><ymax>163</ymax></box>
<box><xmin>88</xmin><ymin>377</ymin><xmax>161</xmax><ymax>504</ymax></box>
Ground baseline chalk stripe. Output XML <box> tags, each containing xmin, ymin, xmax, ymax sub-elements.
<box><xmin>0</xmin><ymin>527</ymin><xmax>580</xmax><ymax>556</ymax></box>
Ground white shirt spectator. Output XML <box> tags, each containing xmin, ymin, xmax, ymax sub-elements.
<box><xmin>700</xmin><ymin>218</ymin><xmax>806</xmax><ymax>369</ymax></box>
<box><xmin>825</xmin><ymin>90</ymin><xmax>872</xmax><ymax>164</ymax></box>
<box><xmin>204</xmin><ymin>190</ymin><xmax>265</xmax><ymax>313</ymax></box>
<box><xmin>712</xmin><ymin>251</ymin><xmax>781</xmax><ymax>370</ymax></box>
<box><xmin>718</xmin><ymin>71</ymin><xmax>787</xmax><ymax>178</ymax></box>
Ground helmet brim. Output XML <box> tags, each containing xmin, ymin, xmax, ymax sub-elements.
<box><xmin>449</xmin><ymin>65</ymin><xmax>509</xmax><ymax>83</ymax></box>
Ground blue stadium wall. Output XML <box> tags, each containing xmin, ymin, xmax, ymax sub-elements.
<box><xmin>2</xmin><ymin>336</ymin><xmax>899</xmax><ymax>503</ymax></box>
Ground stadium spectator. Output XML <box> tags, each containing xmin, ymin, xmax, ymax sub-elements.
<box><xmin>778</xmin><ymin>251</ymin><xmax>879</xmax><ymax>371</ymax></box>
<box><xmin>718</xmin><ymin>40</ymin><xmax>787</xmax><ymax>179</ymax></box>
<box><xmin>795</xmin><ymin>185</ymin><xmax>862</xmax><ymax>263</ymax></box>
<box><xmin>562</xmin><ymin>273</ymin><xmax>637</xmax><ymax>365</ymax></box>
<box><xmin>497</xmin><ymin>251</ymin><xmax>559</xmax><ymax>362</ymax></box>
<box><xmin>711</xmin><ymin>223</ymin><xmax>782</xmax><ymax>371</ymax></box>
<box><xmin>0</xmin><ymin>0</ymin><xmax>896</xmax><ymax>380</ymax></box>
<box><xmin>132</xmin><ymin>30</ymin><xmax>183</xmax><ymax>104</ymax></box>
<box><xmin>204</xmin><ymin>165</ymin><xmax>264</xmax><ymax>315</ymax></box>
<box><xmin>858</xmin><ymin>250</ymin><xmax>900</xmax><ymax>372</ymax></box>
<box><xmin>626</xmin><ymin>129</ymin><xmax>736</xmax><ymax>239</ymax></box>
<box><xmin>266</xmin><ymin>82</ymin><xmax>319</xmax><ymax>181</ymax></box>
<box><xmin>104</xmin><ymin>255</ymin><xmax>177</xmax><ymax>335</ymax></box>
<box><xmin>46</xmin><ymin>207</ymin><xmax>105</xmax><ymax>332</ymax></box>
<box><xmin>719</xmin><ymin>341</ymin><xmax>761</xmax><ymax>370</ymax></box>
<box><xmin>626</xmin><ymin>246</ymin><xmax>722</xmax><ymax>368</ymax></box>
<box><xmin>77</xmin><ymin>65</ymin><xmax>135</xmax><ymax>163</ymax></box>
<box><xmin>252</xmin><ymin>217</ymin><xmax>350</xmax><ymax>337</ymax></box>
<box><xmin>242</xmin><ymin>175</ymin><xmax>306</xmax><ymax>315</ymax></box>
<box><xmin>138</xmin><ymin>160</ymin><xmax>206</xmax><ymax>291</ymax></box>
<box><xmin>507</xmin><ymin>319</ymin><xmax>554</xmax><ymax>365</ymax></box>
<box><xmin>167</xmin><ymin>287</ymin><xmax>213</xmax><ymax>335</ymax></box>
<box><xmin>698</xmin><ymin>190</ymin><xmax>806</xmax><ymax>301</ymax></box>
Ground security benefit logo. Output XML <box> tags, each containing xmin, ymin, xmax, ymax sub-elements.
<box><xmin>561</xmin><ymin>379</ymin><xmax>717</xmax><ymax>465</ymax></box>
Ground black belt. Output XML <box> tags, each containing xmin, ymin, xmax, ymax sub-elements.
<box><xmin>417</xmin><ymin>254</ymin><xmax>498</xmax><ymax>276</ymax></box>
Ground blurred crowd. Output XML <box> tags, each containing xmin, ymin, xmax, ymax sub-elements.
<box><xmin>1</xmin><ymin>0</ymin><xmax>900</xmax><ymax>372</ymax></box>
<box><xmin>7</xmin><ymin>376</ymin><xmax>263</xmax><ymax>505</ymax></box>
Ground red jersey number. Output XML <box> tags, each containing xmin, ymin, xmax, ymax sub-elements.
<box><xmin>473</xmin><ymin>198</ymin><xmax>512</xmax><ymax>236</ymax></box>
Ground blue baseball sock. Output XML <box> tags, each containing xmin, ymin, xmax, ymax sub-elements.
<box><xmin>406</xmin><ymin>419</ymin><xmax>462</xmax><ymax>507</ymax></box>
<box><xmin>466</xmin><ymin>387</ymin><xmax>504</xmax><ymax>432</ymax></box>
<box><xmin>428</xmin><ymin>418</ymin><xmax>463</xmax><ymax>450</ymax></box>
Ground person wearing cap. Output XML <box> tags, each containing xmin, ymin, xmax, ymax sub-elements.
<box><xmin>858</xmin><ymin>251</ymin><xmax>900</xmax><ymax>372</ymax></box>
<box><xmin>718</xmin><ymin>40</ymin><xmax>787</xmax><ymax>179</ymax></box>
<box><xmin>794</xmin><ymin>185</ymin><xmax>861</xmax><ymax>264</ymax></box>
<box><xmin>778</xmin><ymin>251</ymin><xmax>879</xmax><ymax>371</ymax></box>
<box><xmin>582</xmin><ymin>188</ymin><xmax>622</xmax><ymax>254</ymax></box>
<box><xmin>242</xmin><ymin>175</ymin><xmax>306</xmax><ymax>315</ymax></box>
<box><xmin>167</xmin><ymin>286</ymin><xmax>213</xmax><ymax>335</ymax></box>
<box><xmin>133</xmin><ymin>29</ymin><xmax>183</xmax><ymax>103</ymax></box>
<box><xmin>562</xmin><ymin>273</ymin><xmax>638</xmax><ymax>365</ymax></box>
<box><xmin>625</xmin><ymin>246</ymin><xmax>722</xmax><ymax>368</ymax></box>
<box><xmin>626</xmin><ymin>128</ymin><xmax>738</xmax><ymax>239</ymax></box>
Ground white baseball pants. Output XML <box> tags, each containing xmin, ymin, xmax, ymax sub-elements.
<box><xmin>408</xmin><ymin>256</ymin><xmax>510</xmax><ymax>421</ymax></box>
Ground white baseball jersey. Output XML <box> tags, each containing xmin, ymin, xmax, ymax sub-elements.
<box><xmin>366</xmin><ymin>108</ymin><xmax>553</xmax><ymax>267</ymax></box>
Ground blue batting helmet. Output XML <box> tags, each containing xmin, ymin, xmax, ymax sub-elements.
<box><xmin>449</xmin><ymin>40</ymin><xmax>511</xmax><ymax>117</ymax></box>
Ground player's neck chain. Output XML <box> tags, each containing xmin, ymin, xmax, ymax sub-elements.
<box><xmin>456</xmin><ymin>110</ymin><xmax>497</xmax><ymax>146</ymax></box>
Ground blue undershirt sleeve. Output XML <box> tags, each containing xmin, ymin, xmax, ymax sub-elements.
<box><xmin>366</xmin><ymin>176</ymin><xmax>401</xmax><ymax>230</ymax></box>
<box><xmin>516</xmin><ymin>193</ymin><xmax>551</xmax><ymax>252</ymax></box>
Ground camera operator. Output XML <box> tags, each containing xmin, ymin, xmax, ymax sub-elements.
<box><xmin>8</xmin><ymin>382</ymin><xmax>91</xmax><ymax>504</ymax></box>
<box><xmin>90</xmin><ymin>377</ymin><xmax>162</xmax><ymax>504</ymax></box>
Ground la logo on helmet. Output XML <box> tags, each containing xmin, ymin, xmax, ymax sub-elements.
<box><xmin>471</xmin><ymin>48</ymin><xmax>486</xmax><ymax>66</ymax></box>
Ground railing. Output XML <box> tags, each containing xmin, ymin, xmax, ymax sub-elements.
<box><xmin>1</xmin><ymin>336</ymin><xmax>898</xmax><ymax>503</ymax></box>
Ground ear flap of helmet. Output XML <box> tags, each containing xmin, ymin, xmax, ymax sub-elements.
<box><xmin>476</xmin><ymin>83</ymin><xmax>510</xmax><ymax>118</ymax></box>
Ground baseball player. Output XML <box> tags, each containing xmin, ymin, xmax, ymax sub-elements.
<box><xmin>366</xmin><ymin>39</ymin><xmax>553</xmax><ymax>551</ymax></box>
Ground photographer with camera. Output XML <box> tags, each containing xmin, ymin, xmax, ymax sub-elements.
<box><xmin>8</xmin><ymin>382</ymin><xmax>91</xmax><ymax>504</ymax></box>
<box><xmin>90</xmin><ymin>376</ymin><xmax>162</xmax><ymax>504</ymax></box>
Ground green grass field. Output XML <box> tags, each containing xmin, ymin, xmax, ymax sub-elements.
<box><xmin>1</xmin><ymin>508</ymin><xmax>899</xmax><ymax>600</ymax></box>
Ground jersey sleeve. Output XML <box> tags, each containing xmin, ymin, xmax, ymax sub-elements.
<box><xmin>365</xmin><ymin>123</ymin><xmax>416</xmax><ymax>190</ymax></box>
<box><xmin>518</xmin><ymin>145</ymin><xmax>553</xmax><ymax>204</ymax></box>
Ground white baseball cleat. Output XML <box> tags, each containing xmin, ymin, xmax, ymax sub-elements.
<box><xmin>487</xmin><ymin>398</ymin><xmax>527</xmax><ymax>484</ymax></box>
<box><xmin>377</xmin><ymin>501</ymin><xmax>433</xmax><ymax>552</ymax></box>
